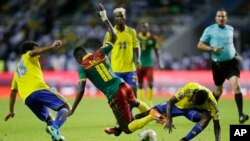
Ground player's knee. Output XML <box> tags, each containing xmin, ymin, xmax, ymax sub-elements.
<box><xmin>218</xmin><ymin>89</ymin><xmax>223</xmax><ymax>94</ymax></box>
<box><xmin>61</xmin><ymin>102</ymin><xmax>71</xmax><ymax>111</ymax></box>
<box><xmin>233</xmin><ymin>84</ymin><xmax>241</xmax><ymax>93</ymax></box>
<box><xmin>200</xmin><ymin>114</ymin><xmax>209</xmax><ymax>121</ymax></box>
<box><xmin>44</xmin><ymin>114</ymin><xmax>53</xmax><ymax>122</ymax></box>
<box><xmin>214</xmin><ymin>88</ymin><xmax>223</xmax><ymax>96</ymax></box>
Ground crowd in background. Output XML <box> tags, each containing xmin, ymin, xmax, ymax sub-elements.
<box><xmin>0</xmin><ymin>0</ymin><xmax>250</xmax><ymax>72</ymax></box>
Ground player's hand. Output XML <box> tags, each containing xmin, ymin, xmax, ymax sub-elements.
<box><xmin>4</xmin><ymin>112</ymin><xmax>15</xmax><ymax>122</ymax></box>
<box><xmin>97</xmin><ymin>3</ymin><xmax>107</xmax><ymax>21</ymax></box>
<box><xmin>164</xmin><ymin>120</ymin><xmax>176</xmax><ymax>134</ymax></box>
<box><xmin>52</xmin><ymin>40</ymin><xmax>63</xmax><ymax>48</ymax></box>
<box><xmin>60</xmin><ymin>110</ymin><xmax>73</xmax><ymax>120</ymax></box>
<box><xmin>235</xmin><ymin>54</ymin><xmax>242</xmax><ymax>61</ymax></box>
<box><xmin>212</xmin><ymin>47</ymin><xmax>222</xmax><ymax>55</ymax></box>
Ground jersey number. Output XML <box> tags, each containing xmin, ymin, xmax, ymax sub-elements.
<box><xmin>95</xmin><ymin>63</ymin><xmax>112</xmax><ymax>82</ymax></box>
<box><xmin>16</xmin><ymin>60</ymin><xmax>27</xmax><ymax>78</ymax></box>
<box><xmin>119</xmin><ymin>42</ymin><xmax>127</xmax><ymax>49</ymax></box>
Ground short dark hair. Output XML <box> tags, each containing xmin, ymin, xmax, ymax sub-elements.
<box><xmin>73</xmin><ymin>46</ymin><xmax>87</xmax><ymax>58</ymax></box>
<box><xmin>193</xmin><ymin>89</ymin><xmax>208</xmax><ymax>105</ymax></box>
<box><xmin>217</xmin><ymin>7</ymin><xmax>227</xmax><ymax>13</ymax></box>
<box><xmin>20</xmin><ymin>41</ymin><xmax>38</xmax><ymax>54</ymax></box>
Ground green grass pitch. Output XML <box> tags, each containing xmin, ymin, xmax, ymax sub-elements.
<box><xmin>0</xmin><ymin>97</ymin><xmax>249</xmax><ymax>141</ymax></box>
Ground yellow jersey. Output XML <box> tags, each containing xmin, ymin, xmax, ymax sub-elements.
<box><xmin>174</xmin><ymin>82</ymin><xmax>220</xmax><ymax>120</ymax></box>
<box><xmin>11</xmin><ymin>51</ymin><xmax>49</xmax><ymax>101</ymax></box>
<box><xmin>103</xmin><ymin>25</ymin><xmax>139</xmax><ymax>72</ymax></box>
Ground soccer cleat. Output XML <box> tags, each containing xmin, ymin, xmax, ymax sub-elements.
<box><xmin>239</xmin><ymin>114</ymin><xmax>249</xmax><ymax>124</ymax></box>
<box><xmin>104</xmin><ymin>127</ymin><xmax>122</xmax><ymax>136</ymax></box>
<box><xmin>149</xmin><ymin>109</ymin><xmax>168</xmax><ymax>124</ymax></box>
<box><xmin>46</xmin><ymin>126</ymin><xmax>65</xmax><ymax>141</ymax></box>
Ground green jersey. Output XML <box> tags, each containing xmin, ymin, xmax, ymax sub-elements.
<box><xmin>78</xmin><ymin>43</ymin><xmax>124</xmax><ymax>100</ymax></box>
<box><xmin>138</xmin><ymin>32</ymin><xmax>158</xmax><ymax>67</ymax></box>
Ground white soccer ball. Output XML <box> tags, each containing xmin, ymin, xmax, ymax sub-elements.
<box><xmin>139</xmin><ymin>129</ymin><xmax>157</xmax><ymax>141</ymax></box>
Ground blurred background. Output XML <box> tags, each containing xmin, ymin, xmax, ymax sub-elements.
<box><xmin>0</xmin><ymin>0</ymin><xmax>249</xmax><ymax>97</ymax></box>
<box><xmin>0</xmin><ymin>0</ymin><xmax>249</xmax><ymax>72</ymax></box>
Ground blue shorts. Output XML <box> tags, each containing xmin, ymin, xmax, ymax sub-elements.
<box><xmin>115</xmin><ymin>71</ymin><xmax>138</xmax><ymax>87</ymax></box>
<box><xmin>25</xmin><ymin>89</ymin><xmax>67</xmax><ymax>121</ymax></box>
<box><xmin>153</xmin><ymin>102</ymin><xmax>202</xmax><ymax>122</ymax></box>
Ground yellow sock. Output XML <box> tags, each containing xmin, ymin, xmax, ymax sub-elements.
<box><xmin>138</xmin><ymin>100</ymin><xmax>150</xmax><ymax>113</ymax></box>
<box><xmin>128</xmin><ymin>115</ymin><xmax>154</xmax><ymax>132</ymax></box>
<box><xmin>137</xmin><ymin>88</ymin><xmax>144</xmax><ymax>101</ymax></box>
<box><xmin>146</xmin><ymin>87</ymin><xmax>153</xmax><ymax>106</ymax></box>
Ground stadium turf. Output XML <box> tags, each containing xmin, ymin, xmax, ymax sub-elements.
<box><xmin>0</xmin><ymin>97</ymin><xmax>249</xmax><ymax>141</ymax></box>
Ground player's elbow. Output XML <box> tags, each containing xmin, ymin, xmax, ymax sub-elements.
<box><xmin>197</xmin><ymin>42</ymin><xmax>203</xmax><ymax>50</ymax></box>
<box><xmin>197</xmin><ymin>41</ymin><xmax>204</xmax><ymax>50</ymax></box>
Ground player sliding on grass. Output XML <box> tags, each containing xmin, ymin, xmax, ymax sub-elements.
<box><xmin>61</xmin><ymin>3</ymin><xmax>165</xmax><ymax>136</ymax></box>
<box><xmin>4</xmin><ymin>40</ymin><xmax>71</xmax><ymax>141</ymax></box>
<box><xmin>134</xmin><ymin>82</ymin><xmax>221</xmax><ymax>141</ymax></box>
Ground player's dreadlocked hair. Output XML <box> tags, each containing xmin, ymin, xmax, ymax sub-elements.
<box><xmin>20</xmin><ymin>41</ymin><xmax>38</xmax><ymax>55</ymax></box>
<box><xmin>193</xmin><ymin>89</ymin><xmax>209</xmax><ymax>105</ymax></box>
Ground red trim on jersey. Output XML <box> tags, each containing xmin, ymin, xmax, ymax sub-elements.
<box><xmin>82</xmin><ymin>49</ymin><xmax>107</xmax><ymax>69</ymax></box>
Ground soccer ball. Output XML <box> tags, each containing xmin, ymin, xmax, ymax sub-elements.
<box><xmin>139</xmin><ymin>129</ymin><xmax>157</xmax><ymax>141</ymax></box>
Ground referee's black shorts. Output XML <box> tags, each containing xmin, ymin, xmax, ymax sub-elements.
<box><xmin>211</xmin><ymin>58</ymin><xmax>240</xmax><ymax>86</ymax></box>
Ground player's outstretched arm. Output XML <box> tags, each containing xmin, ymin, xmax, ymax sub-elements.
<box><xmin>60</xmin><ymin>81</ymin><xmax>86</xmax><ymax>120</ymax></box>
<box><xmin>164</xmin><ymin>96</ymin><xmax>177</xmax><ymax>133</ymax></box>
<box><xmin>97</xmin><ymin>3</ymin><xmax>117</xmax><ymax>44</ymax></box>
<box><xmin>29</xmin><ymin>40</ymin><xmax>63</xmax><ymax>57</ymax></box>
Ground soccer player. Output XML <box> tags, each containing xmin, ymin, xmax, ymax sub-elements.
<box><xmin>137</xmin><ymin>21</ymin><xmax>164</xmax><ymax>106</ymax></box>
<box><xmin>134</xmin><ymin>82</ymin><xmax>221</xmax><ymax>141</ymax></box>
<box><xmin>61</xmin><ymin>3</ymin><xmax>151</xmax><ymax>136</ymax></box>
<box><xmin>103</xmin><ymin>6</ymin><xmax>140</xmax><ymax>98</ymax></box>
<box><xmin>197</xmin><ymin>8</ymin><xmax>249</xmax><ymax>124</ymax></box>
<box><xmin>4</xmin><ymin>40</ymin><xmax>71</xmax><ymax>141</ymax></box>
